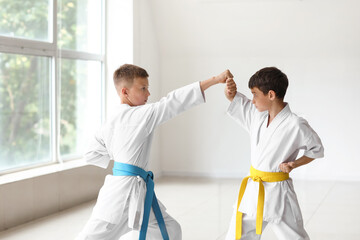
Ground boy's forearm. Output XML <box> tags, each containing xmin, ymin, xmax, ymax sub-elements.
<box><xmin>293</xmin><ymin>155</ymin><xmax>315</xmax><ymax>169</ymax></box>
<box><xmin>200</xmin><ymin>76</ymin><xmax>219</xmax><ymax>92</ymax></box>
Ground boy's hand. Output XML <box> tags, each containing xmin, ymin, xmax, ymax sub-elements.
<box><xmin>224</xmin><ymin>78</ymin><xmax>237</xmax><ymax>101</ymax></box>
<box><xmin>279</xmin><ymin>162</ymin><xmax>296</xmax><ymax>173</ymax></box>
<box><xmin>215</xmin><ymin>69</ymin><xmax>233</xmax><ymax>84</ymax></box>
<box><xmin>279</xmin><ymin>156</ymin><xmax>314</xmax><ymax>174</ymax></box>
<box><xmin>200</xmin><ymin>69</ymin><xmax>233</xmax><ymax>93</ymax></box>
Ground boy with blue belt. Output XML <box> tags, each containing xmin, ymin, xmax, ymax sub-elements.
<box><xmin>224</xmin><ymin>67</ymin><xmax>324</xmax><ymax>240</ymax></box>
<box><xmin>76</xmin><ymin>64</ymin><xmax>233</xmax><ymax>240</ymax></box>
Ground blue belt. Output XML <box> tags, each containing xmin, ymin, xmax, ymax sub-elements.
<box><xmin>113</xmin><ymin>162</ymin><xmax>169</xmax><ymax>240</ymax></box>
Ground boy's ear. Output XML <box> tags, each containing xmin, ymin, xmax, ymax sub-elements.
<box><xmin>121</xmin><ymin>87</ymin><xmax>128</xmax><ymax>96</ymax></box>
<box><xmin>268</xmin><ymin>90</ymin><xmax>276</xmax><ymax>100</ymax></box>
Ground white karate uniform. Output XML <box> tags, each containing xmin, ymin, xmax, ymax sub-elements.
<box><xmin>76</xmin><ymin>82</ymin><xmax>205</xmax><ymax>240</ymax></box>
<box><xmin>225</xmin><ymin>92</ymin><xmax>324</xmax><ymax>240</ymax></box>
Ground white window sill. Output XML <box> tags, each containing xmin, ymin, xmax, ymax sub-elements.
<box><xmin>0</xmin><ymin>159</ymin><xmax>87</xmax><ymax>185</ymax></box>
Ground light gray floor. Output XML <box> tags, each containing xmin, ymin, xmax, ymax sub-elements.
<box><xmin>0</xmin><ymin>177</ymin><xmax>358</xmax><ymax>240</ymax></box>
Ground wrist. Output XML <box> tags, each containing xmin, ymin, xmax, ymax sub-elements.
<box><xmin>229</xmin><ymin>92</ymin><xmax>237</xmax><ymax>101</ymax></box>
<box><xmin>292</xmin><ymin>161</ymin><xmax>299</xmax><ymax>169</ymax></box>
<box><xmin>212</xmin><ymin>76</ymin><xmax>220</xmax><ymax>84</ymax></box>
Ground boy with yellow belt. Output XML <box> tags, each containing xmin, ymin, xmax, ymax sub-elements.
<box><xmin>224</xmin><ymin>67</ymin><xmax>324</xmax><ymax>240</ymax></box>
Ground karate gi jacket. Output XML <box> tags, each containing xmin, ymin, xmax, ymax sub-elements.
<box><xmin>84</xmin><ymin>82</ymin><xmax>205</xmax><ymax>228</ymax></box>
<box><xmin>227</xmin><ymin>92</ymin><xmax>324</xmax><ymax>223</ymax></box>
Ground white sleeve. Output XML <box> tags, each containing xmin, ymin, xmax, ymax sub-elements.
<box><xmin>227</xmin><ymin>92</ymin><xmax>257</xmax><ymax>132</ymax></box>
<box><xmin>84</xmin><ymin>130</ymin><xmax>111</xmax><ymax>169</ymax></box>
<box><xmin>299</xmin><ymin>119</ymin><xmax>324</xmax><ymax>159</ymax></box>
<box><xmin>143</xmin><ymin>81</ymin><xmax>205</xmax><ymax>134</ymax></box>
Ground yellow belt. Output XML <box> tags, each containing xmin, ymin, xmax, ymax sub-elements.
<box><xmin>235</xmin><ymin>166</ymin><xmax>289</xmax><ymax>239</ymax></box>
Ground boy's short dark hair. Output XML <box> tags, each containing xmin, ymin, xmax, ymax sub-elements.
<box><xmin>248</xmin><ymin>67</ymin><xmax>288</xmax><ymax>99</ymax></box>
<box><xmin>113</xmin><ymin>64</ymin><xmax>149</xmax><ymax>87</ymax></box>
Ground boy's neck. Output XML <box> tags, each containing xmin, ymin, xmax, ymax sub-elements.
<box><xmin>120</xmin><ymin>95</ymin><xmax>132</xmax><ymax>106</ymax></box>
<box><xmin>267</xmin><ymin>101</ymin><xmax>286</xmax><ymax>127</ymax></box>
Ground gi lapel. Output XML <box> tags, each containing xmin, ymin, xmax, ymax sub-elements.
<box><xmin>256</xmin><ymin>104</ymin><xmax>291</xmax><ymax>151</ymax></box>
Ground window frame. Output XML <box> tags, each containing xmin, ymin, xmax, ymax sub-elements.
<box><xmin>0</xmin><ymin>0</ymin><xmax>106</xmax><ymax>174</ymax></box>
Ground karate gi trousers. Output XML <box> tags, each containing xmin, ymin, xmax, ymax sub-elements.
<box><xmin>225</xmin><ymin>208</ymin><xmax>310</xmax><ymax>240</ymax></box>
<box><xmin>76</xmin><ymin>207</ymin><xmax>181</xmax><ymax>240</ymax></box>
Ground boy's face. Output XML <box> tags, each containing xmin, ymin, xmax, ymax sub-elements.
<box><xmin>251</xmin><ymin>87</ymin><xmax>271</xmax><ymax>112</ymax></box>
<box><xmin>126</xmin><ymin>77</ymin><xmax>150</xmax><ymax>106</ymax></box>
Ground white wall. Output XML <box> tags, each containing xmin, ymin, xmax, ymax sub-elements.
<box><xmin>133</xmin><ymin>0</ymin><xmax>162</xmax><ymax>175</ymax></box>
<box><xmin>141</xmin><ymin>0</ymin><xmax>360</xmax><ymax>180</ymax></box>
<box><xmin>106</xmin><ymin>0</ymin><xmax>133</xmax><ymax>117</ymax></box>
<box><xmin>106</xmin><ymin>0</ymin><xmax>162</xmax><ymax>175</ymax></box>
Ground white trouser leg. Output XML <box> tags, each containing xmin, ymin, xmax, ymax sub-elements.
<box><xmin>76</xmin><ymin>202</ymin><xmax>131</xmax><ymax>240</ymax></box>
<box><xmin>146</xmin><ymin>209</ymin><xmax>182</xmax><ymax>240</ymax></box>
<box><xmin>76</xmin><ymin>203</ymin><xmax>181</xmax><ymax>240</ymax></box>
<box><xmin>270</xmin><ymin>212</ymin><xmax>310</xmax><ymax>240</ymax></box>
<box><xmin>225</xmin><ymin>208</ymin><xmax>268</xmax><ymax>240</ymax></box>
<box><xmin>75</xmin><ymin>217</ymin><xmax>131</xmax><ymax>240</ymax></box>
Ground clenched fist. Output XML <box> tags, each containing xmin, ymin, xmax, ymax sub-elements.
<box><xmin>225</xmin><ymin>78</ymin><xmax>237</xmax><ymax>101</ymax></box>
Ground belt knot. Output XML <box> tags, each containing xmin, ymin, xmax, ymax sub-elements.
<box><xmin>235</xmin><ymin>166</ymin><xmax>289</xmax><ymax>239</ymax></box>
<box><xmin>146</xmin><ymin>171</ymin><xmax>154</xmax><ymax>181</ymax></box>
<box><xmin>112</xmin><ymin>162</ymin><xmax>169</xmax><ymax>240</ymax></box>
<box><xmin>252</xmin><ymin>176</ymin><xmax>262</xmax><ymax>182</ymax></box>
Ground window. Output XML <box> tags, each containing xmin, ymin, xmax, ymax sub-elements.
<box><xmin>0</xmin><ymin>0</ymin><xmax>105</xmax><ymax>173</ymax></box>
<box><xmin>60</xmin><ymin>59</ymin><xmax>102</xmax><ymax>159</ymax></box>
<box><xmin>0</xmin><ymin>53</ymin><xmax>51</xmax><ymax>170</ymax></box>
<box><xmin>0</xmin><ymin>0</ymin><xmax>51</xmax><ymax>41</ymax></box>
